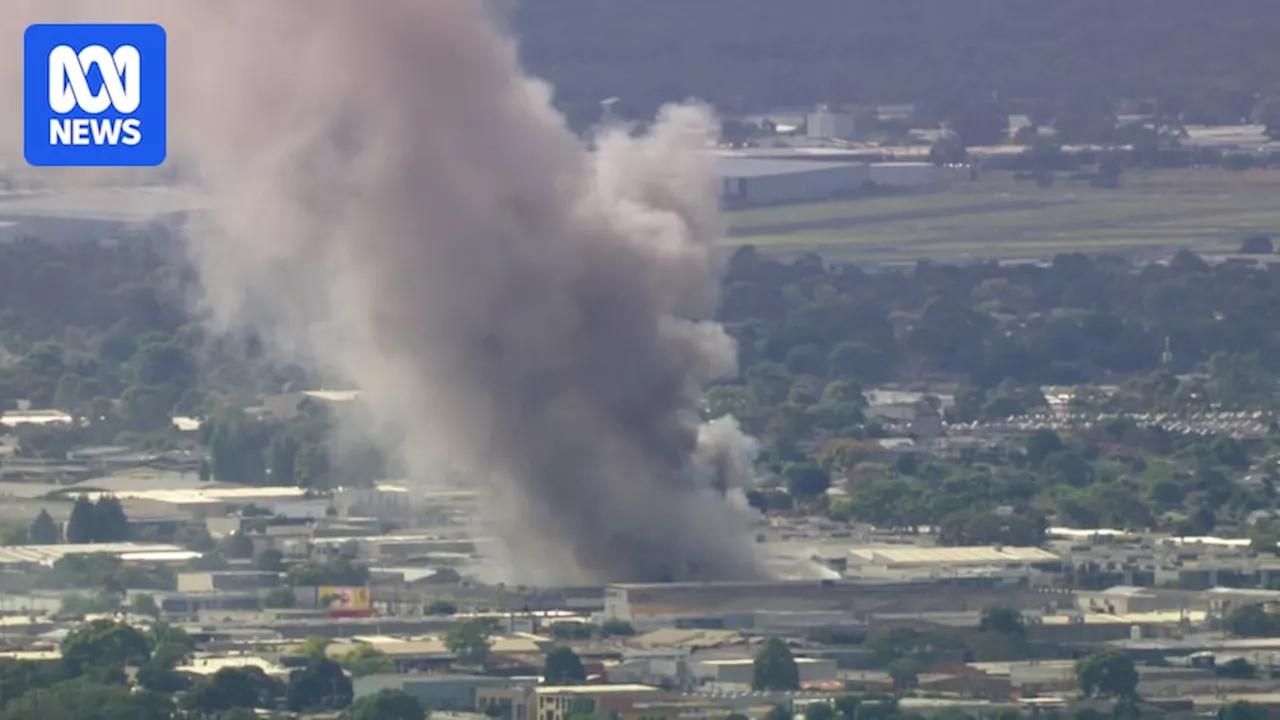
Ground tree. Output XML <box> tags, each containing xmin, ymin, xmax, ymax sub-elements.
<box><xmin>225</xmin><ymin>532</ymin><xmax>256</xmax><ymax>559</ymax></box>
<box><xmin>752</xmin><ymin>637</ymin><xmax>800</xmax><ymax>691</ymax></box>
<box><xmin>65</xmin><ymin>496</ymin><xmax>96</xmax><ymax>544</ymax></box>
<box><xmin>940</xmin><ymin>96</ymin><xmax>1009</xmax><ymax>147</ymax></box>
<box><xmin>785</xmin><ymin>462</ymin><xmax>831</xmax><ymax>497</ymax></box>
<box><xmin>286</xmin><ymin>659</ymin><xmax>352</xmax><ymax>712</ymax></box>
<box><xmin>887</xmin><ymin>658</ymin><xmax>919</xmax><ymax>691</ymax></box>
<box><xmin>1224</xmin><ymin>604</ymin><xmax>1280</xmax><ymax>637</ymax></box>
<box><xmin>28</xmin><ymin>509</ymin><xmax>59</xmax><ymax>544</ymax></box>
<box><xmin>92</xmin><ymin>496</ymin><xmax>130</xmax><ymax>542</ymax></box>
<box><xmin>0</xmin><ymin>676</ymin><xmax>171</xmax><ymax>720</ymax></box>
<box><xmin>286</xmin><ymin>557</ymin><xmax>370</xmax><ymax>587</ymax></box>
<box><xmin>1239</xmin><ymin>235</ymin><xmax>1274</xmax><ymax>254</ymax></box>
<box><xmin>1075</xmin><ymin>649</ymin><xmax>1138</xmax><ymax>699</ymax></box>
<box><xmin>181</xmin><ymin>666</ymin><xmax>284</xmax><ymax>714</ymax></box>
<box><xmin>255</xmin><ymin>548</ymin><xmax>285</xmax><ymax>572</ymax></box>
<box><xmin>339</xmin><ymin>644</ymin><xmax>396</xmax><ymax>677</ymax></box>
<box><xmin>598</xmin><ymin>618</ymin><xmax>634</xmax><ymax>637</ymax></box>
<box><xmin>131</xmin><ymin>593</ymin><xmax>161</xmax><ymax>618</ymax></box>
<box><xmin>345</xmin><ymin>688</ymin><xmax>426</xmax><ymax>720</ymax></box>
<box><xmin>544</xmin><ymin>646</ymin><xmax>587</xmax><ymax>685</ymax></box>
<box><xmin>1217</xmin><ymin>658</ymin><xmax>1256</xmax><ymax>679</ymax></box>
<box><xmin>978</xmin><ymin>606</ymin><xmax>1026</xmax><ymax>637</ymax></box>
<box><xmin>61</xmin><ymin>619</ymin><xmax>151</xmax><ymax>678</ymax></box>
<box><xmin>446</xmin><ymin>618</ymin><xmax>498</xmax><ymax>667</ymax></box>
<box><xmin>295</xmin><ymin>636</ymin><xmax>332</xmax><ymax>662</ymax></box>
<box><xmin>264</xmin><ymin>586</ymin><xmax>298</xmax><ymax>609</ymax></box>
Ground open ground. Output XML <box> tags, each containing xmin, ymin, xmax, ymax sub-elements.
<box><xmin>725</xmin><ymin>169</ymin><xmax>1280</xmax><ymax>263</ymax></box>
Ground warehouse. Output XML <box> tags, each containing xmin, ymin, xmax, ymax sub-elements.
<box><xmin>718</xmin><ymin>157</ymin><xmax>869</xmax><ymax>207</ymax></box>
<box><xmin>868</xmin><ymin>161</ymin><xmax>940</xmax><ymax>190</ymax></box>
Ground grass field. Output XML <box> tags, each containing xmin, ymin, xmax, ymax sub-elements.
<box><xmin>725</xmin><ymin>169</ymin><xmax>1280</xmax><ymax>262</ymax></box>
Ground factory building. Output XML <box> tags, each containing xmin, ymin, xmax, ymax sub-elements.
<box><xmin>718</xmin><ymin>155</ymin><xmax>943</xmax><ymax>208</ymax></box>
<box><xmin>719</xmin><ymin>157</ymin><xmax>870</xmax><ymax>208</ymax></box>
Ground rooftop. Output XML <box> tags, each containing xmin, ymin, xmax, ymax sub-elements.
<box><xmin>698</xmin><ymin>658</ymin><xmax>828</xmax><ymax>667</ymax></box>
<box><xmin>61</xmin><ymin>469</ymin><xmax>232</xmax><ymax>495</ymax></box>
<box><xmin>176</xmin><ymin>655</ymin><xmax>287</xmax><ymax>676</ymax></box>
<box><xmin>536</xmin><ymin>684</ymin><xmax>660</xmax><ymax>695</ymax></box>
<box><xmin>0</xmin><ymin>542</ymin><xmax>194</xmax><ymax>566</ymax></box>
<box><xmin>848</xmin><ymin>545</ymin><xmax>1060</xmax><ymax>566</ymax></box>
<box><xmin>0</xmin><ymin>410</ymin><xmax>73</xmax><ymax>428</ymax></box>
<box><xmin>72</xmin><ymin>486</ymin><xmax>308</xmax><ymax>505</ymax></box>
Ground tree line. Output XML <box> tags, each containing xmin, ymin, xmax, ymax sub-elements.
<box><xmin>511</xmin><ymin>0</ymin><xmax>1280</xmax><ymax>128</ymax></box>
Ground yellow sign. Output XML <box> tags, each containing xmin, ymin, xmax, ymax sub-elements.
<box><xmin>317</xmin><ymin>586</ymin><xmax>371</xmax><ymax>611</ymax></box>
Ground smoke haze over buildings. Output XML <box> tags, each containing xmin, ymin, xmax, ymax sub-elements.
<box><xmin>0</xmin><ymin>0</ymin><xmax>766</xmax><ymax>583</ymax></box>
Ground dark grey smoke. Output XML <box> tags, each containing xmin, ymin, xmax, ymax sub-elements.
<box><xmin>1</xmin><ymin>0</ymin><xmax>766</xmax><ymax>584</ymax></box>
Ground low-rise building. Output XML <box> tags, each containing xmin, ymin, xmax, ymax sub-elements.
<box><xmin>534</xmin><ymin>684</ymin><xmax>664</xmax><ymax>720</ymax></box>
<box><xmin>354</xmin><ymin>674</ymin><xmax>516</xmax><ymax>712</ymax></box>
<box><xmin>691</xmin><ymin>657</ymin><xmax>837</xmax><ymax>686</ymax></box>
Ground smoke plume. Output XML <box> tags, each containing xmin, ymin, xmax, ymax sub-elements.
<box><xmin>0</xmin><ymin>0</ymin><xmax>766</xmax><ymax>584</ymax></box>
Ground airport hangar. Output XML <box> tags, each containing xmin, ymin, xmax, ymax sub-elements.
<box><xmin>717</xmin><ymin>154</ymin><xmax>940</xmax><ymax>208</ymax></box>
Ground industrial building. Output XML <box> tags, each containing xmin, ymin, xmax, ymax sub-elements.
<box><xmin>719</xmin><ymin>157</ymin><xmax>869</xmax><ymax>207</ymax></box>
<box><xmin>868</xmin><ymin>161</ymin><xmax>941</xmax><ymax>190</ymax></box>
<box><xmin>718</xmin><ymin>154</ymin><xmax>942</xmax><ymax>207</ymax></box>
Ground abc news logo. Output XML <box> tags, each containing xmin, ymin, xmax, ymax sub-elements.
<box><xmin>23</xmin><ymin>23</ymin><xmax>167</xmax><ymax>168</ymax></box>
<box><xmin>48</xmin><ymin>44</ymin><xmax>143</xmax><ymax>147</ymax></box>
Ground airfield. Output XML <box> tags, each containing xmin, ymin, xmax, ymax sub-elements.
<box><xmin>726</xmin><ymin>168</ymin><xmax>1280</xmax><ymax>263</ymax></box>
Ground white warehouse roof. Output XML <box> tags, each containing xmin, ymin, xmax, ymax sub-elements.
<box><xmin>849</xmin><ymin>545</ymin><xmax>1060</xmax><ymax>567</ymax></box>
<box><xmin>0</xmin><ymin>542</ymin><xmax>194</xmax><ymax>566</ymax></box>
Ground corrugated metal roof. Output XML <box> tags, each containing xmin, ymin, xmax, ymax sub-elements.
<box><xmin>0</xmin><ymin>542</ymin><xmax>191</xmax><ymax>566</ymax></box>
<box><xmin>849</xmin><ymin>545</ymin><xmax>1060</xmax><ymax>566</ymax></box>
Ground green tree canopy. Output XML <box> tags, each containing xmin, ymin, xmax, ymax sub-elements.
<box><xmin>286</xmin><ymin>659</ymin><xmax>352</xmax><ymax>712</ymax></box>
<box><xmin>752</xmin><ymin>637</ymin><xmax>800</xmax><ymax>691</ymax></box>
<box><xmin>446</xmin><ymin>618</ymin><xmax>499</xmax><ymax>668</ymax></box>
<box><xmin>543</xmin><ymin>646</ymin><xmax>587</xmax><ymax>685</ymax></box>
<box><xmin>1076</xmin><ymin>649</ymin><xmax>1139</xmax><ymax>699</ymax></box>
<box><xmin>338</xmin><ymin>644</ymin><xmax>396</xmax><ymax>678</ymax></box>
<box><xmin>28</xmin><ymin>510</ymin><xmax>59</xmax><ymax>544</ymax></box>
<box><xmin>60</xmin><ymin>619</ymin><xmax>150</xmax><ymax>679</ymax></box>
<box><xmin>344</xmin><ymin>688</ymin><xmax>426</xmax><ymax>720</ymax></box>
